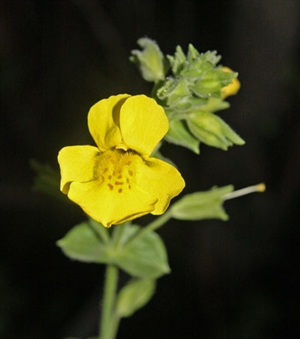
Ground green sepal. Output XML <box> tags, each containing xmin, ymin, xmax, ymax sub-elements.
<box><xmin>130</xmin><ymin>37</ymin><xmax>168</xmax><ymax>82</ymax></box>
<box><xmin>199</xmin><ymin>97</ymin><xmax>230</xmax><ymax>113</ymax></box>
<box><xmin>189</xmin><ymin>69</ymin><xmax>237</xmax><ymax>98</ymax></box>
<box><xmin>171</xmin><ymin>185</ymin><xmax>234</xmax><ymax>221</ymax></box>
<box><xmin>165</xmin><ymin>119</ymin><xmax>199</xmax><ymax>154</ymax></box>
<box><xmin>115</xmin><ymin>225</ymin><xmax>170</xmax><ymax>279</ymax></box>
<box><xmin>187</xmin><ymin>111</ymin><xmax>245</xmax><ymax>150</ymax></box>
<box><xmin>116</xmin><ymin>279</ymin><xmax>156</xmax><ymax>318</ymax></box>
<box><xmin>167</xmin><ymin>45</ymin><xmax>187</xmax><ymax>74</ymax></box>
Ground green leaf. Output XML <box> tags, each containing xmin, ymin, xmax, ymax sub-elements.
<box><xmin>114</xmin><ymin>225</ymin><xmax>170</xmax><ymax>279</ymax></box>
<box><xmin>116</xmin><ymin>279</ymin><xmax>156</xmax><ymax>318</ymax></box>
<box><xmin>57</xmin><ymin>222</ymin><xmax>170</xmax><ymax>279</ymax></box>
<box><xmin>187</xmin><ymin>111</ymin><xmax>245</xmax><ymax>150</ymax></box>
<box><xmin>56</xmin><ymin>220</ymin><xmax>111</xmax><ymax>264</ymax></box>
<box><xmin>30</xmin><ymin>159</ymin><xmax>66</xmax><ymax>202</ymax></box>
<box><xmin>171</xmin><ymin>185</ymin><xmax>234</xmax><ymax>221</ymax></box>
<box><xmin>165</xmin><ymin>119</ymin><xmax>199</xmax><ymax>154</ymax></box>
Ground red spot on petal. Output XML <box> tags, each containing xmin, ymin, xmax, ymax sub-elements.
<box><xmin>108</xmin><ymin>175</ymin><xmax>112</xmax><ymax>180</ymax></box>
<box><xmin>108</xmin><ymin>183</ymin><xmax>113</xmax><ymax>190</ymax></box>
<box><xmin>118</xmin><ymin>188</ymin><xmax>123</xmax><ymax>193</ymax></box>
<box><xmin>117</xmin><ymin>174</ymin><xmax>122</xmax><ymax>179</ymax></box>
<box><xmin>128</xmin><ymin>170</ymin><xmax>133</xmax><ymax>176</ymax></box>
<box><xmin>115</xmin><ymin>181</ymin><xmax>123</xmax><ymax>185</ymax></box>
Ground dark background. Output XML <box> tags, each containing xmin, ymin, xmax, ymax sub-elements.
<box><xmin>1</xmin><ymin>1</ymin><xmax>299</xmax><ymax>338</ymax></box>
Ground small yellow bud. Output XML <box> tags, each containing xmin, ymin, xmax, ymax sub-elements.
<box><xmin>221</xmin><ymin>67</ymin><xmax>241</xmax><ymax>99</ymax></box>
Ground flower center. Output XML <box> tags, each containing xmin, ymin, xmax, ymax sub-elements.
<box><xmin>95</xmin><ymin>149</ymin><xmax>138</xmax><ymax>194</ymax></box>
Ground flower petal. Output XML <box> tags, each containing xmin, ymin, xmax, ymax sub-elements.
<box><xmin>221</xmin><ymin>67</ymin><xmax>240</xmax><ymax>99</ymax></box>
<box><xmin>88</xmin><ymin>94</ymin><xmax>130</xmax><ymax>151</ymax></box>
<box><xmin>67</xmin><ymin>179</ymin><xmax>158</xmax><ymax>227</ymax></box>
<box><xmin>58</xmin><ymin>145</ymin><xmax>99</xmax><ymax>194</ymax></box>
<box><xmin>119</xmin><ymin>95</ymin><xmax>169</xmax><ymax>156</ymax></box>
<box><xmin>136</xmin><ymin>157</ymin><xmax>185</xmax><ymax>214</ymax></box>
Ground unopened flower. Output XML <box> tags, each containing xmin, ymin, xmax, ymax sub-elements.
<box><xmin>58</xmin><ymin>94</ymin><xmax>185</xmax><ymax>227</ymax></box>
<box><xmin>130</xmin><ymin>38</ymin><xmax>167</xmax><ymax>82</ymax></box>
<box><xmin>221</xmin><ymin>67</ymin><xmax>241</xmax><ymax>99</ymax></box>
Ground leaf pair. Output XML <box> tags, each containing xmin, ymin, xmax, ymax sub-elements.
<box><xmin>57</xmin><ymin>220</ymin><xmax>170</xmax><ymax>279</ymax></box>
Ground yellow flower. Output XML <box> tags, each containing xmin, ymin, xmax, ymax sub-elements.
<box><xmin>221</xmin><ymin>67</ymin><xmax>241</xmax><ymax>99</ymax></box>
<box><xmin>58</xmin><ymin>94</ymin><xmax>185</xmax><ymax>227</ymax></box>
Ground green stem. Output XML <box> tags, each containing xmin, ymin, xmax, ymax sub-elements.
<box><xmin>126</xmin><ymin>209</ymin><xmax>173</xmax><ymax>246</ymax></box>
<box><xmin>112</xmin><ymin>222</ymin><xmax>128</xmax><ymax>248</ymax></box>
<box><xmin>110</xmin><ymin>313</ymin><xmax>122</xmax><ymax>339</ymax></box>
<box><xmin>89</xmin><ymin>219</ymin><xmax>110</xmax><ymax>244</ymax></box>
<box><xmin>100</xmin><ymin>264</ymin><xmax>119</xmax><ymax>339</ymax></box>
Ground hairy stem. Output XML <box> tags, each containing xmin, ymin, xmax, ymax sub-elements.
<box><xmin>100</xmin><ymin>264</ymin><xmax>119</xmax><ymax>339</ymax></box>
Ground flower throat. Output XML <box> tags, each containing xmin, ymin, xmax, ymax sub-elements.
<box><xmin>95</xmin><ymin>149</ymin><xmax>138</xmax><ymax>193</ymax></box>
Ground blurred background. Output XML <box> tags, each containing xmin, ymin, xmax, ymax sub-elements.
<box><xmin>1</xmin><ymin>1</ymin><xmax>299</xmax><ymax>338</ymax></box>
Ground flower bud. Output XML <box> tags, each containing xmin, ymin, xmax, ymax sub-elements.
<box><xmin>221</xmin><ymin>67</ymin><xmax>241</xmax><ymax>99</ymax></box>
<box><xmin>187</xmin><ymin>111</ymin><xmax>245</xmax><ymax>150</ymax></box>
<box><xmin>130</xmin><ymin>38</ymin><xmax>167</xmax><ymax>82</ymax></box>
<box><xmin>171</xmin><ymin>185</ymin><xmax>234</xmax><ymax>221</ymax></box>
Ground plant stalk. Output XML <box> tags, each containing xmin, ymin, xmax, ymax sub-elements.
<box><xmin>100</xmin><ymin>264</ymin><xmax>119</xmax><ymax>339</ymax></box>
<box><xmin>126</xmin><ymin>209</ymin><xmax>173</xmax><ymax>246</ymax></box>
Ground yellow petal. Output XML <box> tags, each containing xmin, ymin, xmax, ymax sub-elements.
<box><xmin>221</xmin><ymin>67</ymin><xmax>241</xmax><ymax>99</ymax></box>
<box><xmin>88</xmin><ymin>94</ymin><xmax>130</xmax><ymax>151</ymax></box>
<box><xmin>58</xmin><ymin>145</ymin><xmax>99</xmax><ymax>194</ymax></box>
<box><xmin>67</xmin><ymin>179</ymin><xmax>158</xmax><ymax>228</ymax></box>
<box><xmin>136</xmin><ymin>157</ymin><xmax>185</xmax><ymax>214</ymax></box>
<box><xmin>119</xmin><ymin>95</ymin><xmax>169</xmax><ymax>156</ymax></box>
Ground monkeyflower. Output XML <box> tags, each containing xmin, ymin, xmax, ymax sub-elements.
<box><xmin>58</xmin><ymin>94</ymin><xmax>185</xmax><ymax>227</ymax></box>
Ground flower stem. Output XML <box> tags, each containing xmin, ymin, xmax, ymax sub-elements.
<box><xmin>112</xmin><ymin>222</ymin><xmax>128</xmax><ymax>248</ymax></box>
<box><xmin>100</xmin><ymin>264</ymin><xmax>119</xmax><ymax>339</ymax></box>
<box><xmin>126</xmin><ymin>209</ymin><xmax>173</xmax><ymax>246</ymax></box>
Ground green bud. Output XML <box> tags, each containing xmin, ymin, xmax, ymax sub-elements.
<box><xmin>156</xmin><ymin>45</ymin><xmax>238</xmax><ymax>114</ymax></box>
<box><xmin>167</xmin><ymin>45</ymin><xmax>187</xmax><ymax>74</ymax></box>
<box><xmin>190</xmin><ymin>69</ymin><xmax>237</xmax><ymax>98</ymax></box>
<box><xmin>116</xmin><ymin>279</ymin><xmax>156</xmax><ymax>318</ymax></box>
<box><xmin>157</xmin><ymin>77</ymin><xmax>191</xmax><ymax>108</ymax></box>
<box><xmin>171</xmin><ymin>185</ymin><xmax>234</xmax><ymax>221</ymax></box>
<box><xmin>198</xmin><ymin>97</ymin><xmax>230</xmax><ymax>113</ymax></box>
<box><xmin>165</xmin><ymin>119</ymin><xmax>200</xmax><ymax>154</ymax></box>
<box><xmin>187</xmin><ymin>111</ymin><xmax>245</xmax><ymax>150</ymax></box>
<box><xmin>130</xmin><ymin>38</ymin><xmax>168</xmax><ymax>82</ymax></box>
